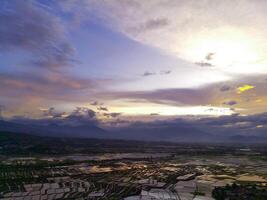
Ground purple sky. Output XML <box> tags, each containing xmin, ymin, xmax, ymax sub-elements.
<box><xmin>1</xmin><ymin>0</ymin><xmax>267</xmax><ymax>133</ymax></box>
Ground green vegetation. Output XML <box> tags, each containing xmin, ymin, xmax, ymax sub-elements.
<box><xmin>193</xmin><ymin>191</ymin><xmax>205</xmax><ymax>196</ymax></box>
<box><xmin>212</xmin><ymin>183</ymin><xmax>267</xmax><ymax>200</ymax></box>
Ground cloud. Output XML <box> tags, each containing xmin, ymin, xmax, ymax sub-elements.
<box><xmin>143</xmin><ymin>18</ymin><xmax>169</xmax><ymax>30</ymax></box>
<box><xmin>65</xmin><ymin>0</ymin><xmax>267</xmax><ymax>76</ymax></box>
<box><xmin>90</xmin><ymin>102</ymin><xmax>98</xmax><ymax>106</ymax></box>
<box><xmin>205</xmin><ymin>52</ymin><xmax>215</xmax><ymax>61</ymax></box>
<box><xmin>7</xmin><ymin>110</ymin><xmax>267</xmax><ymax>141</ymax></box>
<box><xmin>107</xmin><ymin>119</ymin><xmax>130</xmax><ymax>127</ymax></box>
<box><xmin>237</xmin><ymin>85</ymin><xmax>255</xmax><ymax>94</ymax></box>
<box><xmin>130</xmin><ymin>18</ymin><xmax>169</xmax><ymax>33</ymax></box>
<box><xmin>223</xmin><ymin>100</ymin><xmax>237</xmax><ymax>106</ymax></box>
<box><xmin>41</xmin><ymin>107</ymin><xmax>66</xmax><ymax>119</ymax></box>
<box><xmin>97</xmin><ymin>106</ymin><xmax>109</xmax><ymax>112</ymax></box>
<box><xmin>0</xmin><ymin>72</ymin><xmax>97</xmax><ymax>102</ymax></box>
<box><xmin>0</xmin><ymin>0</ymin><xmax>75</xmax><ymax>69</ymax></box>
<box><xmin>109</xmin><ymin>112</ymin><xmax>267</xmax><ymax>140</ymax></box>
<box><xmin>90</xmin><ymin>101</ymin><xmax>103</xmax><ymax>106</ymax></box>
<box><xmin>0</xmin><ymin>105</ymin><xmax>4</xmax><ymax>119</ymax></box>
<box><xmin>220</xmin><ymin>85</ymin><xmax>231</xmax><ymax>92</ymax></box>
<box><xmin>160</xmin><ymin>70</ymin><xmax>171</xmax><ymax>75</ymax></box>
<box><xmin>41</xmin><ymin>107</ymin><xmax>55</xmax><ymax>117</ymax></box>
<box><xmin>11</xmin><ymin>106</ymin><xmax>99</xmax><ymax>127</ymax></box>
<box><xmin>0</xmin><ymin>69</ymin><xmax>121</xmax><ymax>116</ymax></box>
<box><xmin>70</xmin><ymin>107</ymin><xmax>96</xmax><ymax>118</ymax></box>
<box><xmin>99</xmin><ymin>87</ymin><xmax>215</xmax><ymax>106</ymax></box>
<box><xmin>194</xmin><ymin>61</ymin><xmax>214</xmax><ymax>67</ymax></box>
<box><xmin>142</xmin><ymin>71</ymin><xmax>156</xmax><ymax>77</ymax></box>
<box><xmin>103</xmin><ymin>112</ymin><xmax>121</xmax><ymax>118</ymax></box>
<box><xmin>143</xmin><ymin>70</ymin><xmax>171</xmax><ymax>77</ymax></box>
<box><xmin>198</xmin><ymin>112</ymin><xmax>267</xmax><ymax>131</ymax></box>
<box><xmin>61</xmin><ymin>107</ymin><xmax>98</xmax><ymax>126</ymax></box>
<box><xmin>96</xmin><ymin>75</ymin><xmax>267</xmax><ymax>114</ymax></box>
<box><xmin>195</xmin><ymin>52</ymin><xmax>215</xmax><ymax>67</ymax></box>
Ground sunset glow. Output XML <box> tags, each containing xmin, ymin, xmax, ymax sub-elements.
<box><xmin>1</xmin><ymin>0</ymin><xmax>267</xmax><ymax>125</ymax></box>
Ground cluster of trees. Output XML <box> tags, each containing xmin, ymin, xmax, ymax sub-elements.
<box><xmin>212</xmin><ymin>183</ymin><xmax>267</xmax><ymax>200</ymax></box>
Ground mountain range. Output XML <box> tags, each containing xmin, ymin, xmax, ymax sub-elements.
<box><xmin>1</xmin><ymin>119</ymin><xmax>267</xmax><ymax>143</ymax></box>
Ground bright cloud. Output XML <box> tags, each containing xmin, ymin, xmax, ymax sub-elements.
<box><xmin>110</xmin><ymin>104</ymin><xmax>234</xmax><ymax>116</ymax></box>
<box><xmin>237</xmin><ymin>85</ymin><xmax>255</xmax><ymax>94</ymax></box>
<box><xmin>85</xmin><ymin>0</ymin><xmax>267</xmax><ymax>76</ymax></box>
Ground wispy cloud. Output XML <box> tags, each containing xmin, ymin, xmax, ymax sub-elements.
<box><xmin>160</xmin><ymin>70</ymin><xmax>171</xmax><ymax>75</ymax></box>
<box><xmin>142</xmin><ymin>70</ymin><xmax>171</xmax><ymax>77</ymax></box>
<box><xmin>142</xmin><ymin>71</ymin><xmax>156</xmax><ymax>77</ymax></box>
<box><xmin>0</xmin><ymin>0</ymin><xmax>75</xmax><ymax>69</ymax></box>
<box><xmin>0</xmin><ymin>72</ymin><xmax>104</xmax><ymax>103</ymax></box>
<box><xmin>98</xmin><ymin>87</ymin><xmax>215</xmax><ymax>106</ymax></box>
<box><xmin>194</xmin><ymin>61</ymin><xmax>214</xmax><ymax>67</ymax></box>
<box><xmin>129</xmin><ymin>18</ymin><xmax>169</xmax><ymax>33</ymax></box>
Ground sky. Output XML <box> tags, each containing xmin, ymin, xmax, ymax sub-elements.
<box><xmin>1</xmin><ymin>0</ymin><xmax>267</xmax><ymax>131</ymax></box>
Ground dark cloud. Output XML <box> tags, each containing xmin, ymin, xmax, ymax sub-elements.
<box><xmin>143</xmin><ymin>70</ymin><xmax>171</xmax><ymax>77</ymax></box>
<box><xmin>143</xmin><ymin>18</ymin><xmax>169</xmax><ymax>31</ymax></box>
<box><xmin>150</xmin><ymin>113</ymin><xmax>159</xmax><ymax>116</ymax></box>
<box><xmin>115</xmin><ymin>112</ymin><xmax>267</xmax><ymax>140</ymax></box>
<box><xmin>0</xmin><ymin>105</ymin><xmax>4</xmax><ymax>119</ymax></box>
<box><xmin>160</xmin><ymin>70</ymin><xmax>171</xmax><ymax>75</ymax></box>
<box><xmin>42</xmin><ymin>107</ymin><xmax>55</xmax><ymax>117</ymax></box>
<box><xmin>196</xmin><ymin>113</ymin><xmax>267</xmax><ymax>127</ymax></box>
<box><xmin>70</xmin><ymin>107</ymin><xmax>96</xmax><ymax>118</ymax></box>
<box><xmin>142</xmin><ymin>71</ymin><xmax>156</xmax><ymax>77</ymax></box>
<box><xmin>195</xmin><ymin>52</ymin><xmax>215</xmax><ymax>67</ymax></box>
<box><xmin>220</xmin><ymin>85</ymin><xmax>231</xmax><ymax>92</ymax></box>
<box><xmin>195</xmin><ymin>61</ymin><xmax>214</xmax><ymax>67</ymax></box>
<box><xmin>129</xmin><ymin>18</ymin><xmax>169</xmax><ymax>34</ymax></box>
<box><xmin>6</xmin><ymin>107</ymin><xmax>267</xmax><ymax>141</ymax></box>
<box><xmin>103</xmin><ymin>112</ymin><xmax>121</xmax><ymax>118</ymax></box>
<box><xmin>90</xmin><ymin>101</ymin><xmax>104</xmax><ymax>106</ymax></box>
<box><xmin>41</xmin><ymin>107</ymin><xmax>66</xmax><ymax>119</ymax></box>
<box><xmin>223</xmin><ymin>100</ymin><xmax>237</xmax><ymax>106</ymax></box>
<box><xmin>90</xmin><ymin>101</ymin><xmax>99</xmax><ymax>106</ymax></box>
<box><xmin>0</xmin><ymin>0</ymin><xmax>75</xmax><ymax>69</ymax></box>
<box><xmin>10</xmin><ymin>107</ymin><xmax>99</xmax><ymax>128</ymax></box>
<box><xmin>97</xmin><ymin>106</ymin><xmax>109</xmax><ymax>112</ymax></box>
<box><xmin>109</xmin><ymin>112</ymin><xmax>121</xmax><ymax>118</ymax></box>
<box><xmin>61</xmin><ymin>107</ymin><xmax>98</xmax><ymax>126</ymax></box>
<box><xmin>106</xmin><ymin>119</ymin><xmax>130</xmax><ymax>127</ymax></box>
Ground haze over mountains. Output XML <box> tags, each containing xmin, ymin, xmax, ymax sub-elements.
<box><xmin>1</xmin><ymin>116</ymin><xmax>267</xmax><ymax>143</ymax></box>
